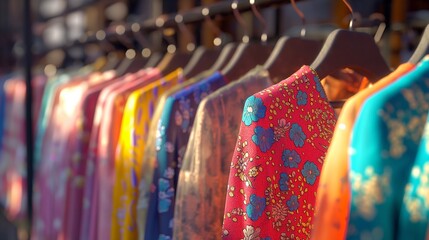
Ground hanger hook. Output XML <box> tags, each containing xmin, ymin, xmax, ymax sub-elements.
<box><xmin>249</xmin><ymin>0</ymin><xmax>268</xmax><ymax>43</ymax></box>
<box><xmin>342</xmin><ymin>0</ymin><xmax>355</xmax><ymax>30</ymax></box>
<box><xmin>175</xmin><ymin>14</ymin><xmax>196</xmax><ymax>52</ymax></box>
<box><xmin>202</xmin><ymin>7</ymin><xmax>224</xmax><ymax>47</ymax></box>
<box><xmin>290</xmin><ymin>0</ymin><xmax>306</xmax><ymax>37</ymax></box>
<box><xmin>232</xmin><ymin>0</ymin><xmax>249</xmax><ymax>43</ymax></box>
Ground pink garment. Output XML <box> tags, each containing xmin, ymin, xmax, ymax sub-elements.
<box><xmin>95</xmin><ymin>68</ymin><xmax>161</xmax><ymax>240</ymax></box>
<box><xmin>61</xmin><ymin>72</ymin><xmax>119</xmax><ymax>240</ymax></box>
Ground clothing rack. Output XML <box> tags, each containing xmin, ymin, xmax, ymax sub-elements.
<box><xmin>25</xmin><ymin>0</ymin><xmax>301</xmax><ymax>236</ymax></box>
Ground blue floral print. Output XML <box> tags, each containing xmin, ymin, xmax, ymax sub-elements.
<box><xmin>289</xmin><ymin>123</ymin><xmax>306</xmax><ymax>147</ymax></box>
<box><xmin>279</xmin><ymin>173</ymin><xmax>289</xmax><ymax>191</ymax></box>
<box><xmin>313</xmin><ymin>75</ymin><xmax>327</xmax><ymax>99</ymax></box>
<box><xmin>246</xmin><ymin>194</ymin><xmax>266</xmax><ymax>221</ymax></box>
<box><xmin>242</xmin><ymin>96</ymin><xmax>266</xmax><ymax>126</ymax></box>
<box><xmin>156</xmin><ymin>120</ymin><xmax>165</xmax><ymax>151</ymax></box>
<box><xmin>175</xmin><ymin>98</ymin><xmax>192</xmax><ymax>132</ymax></box>
<box><xmin>158</xmin><ymin>178</ymin><xmax>174</xmax><ymax>213</ymax></box>
<box><xmin>252</xmin><ymin>126</ymin><xmax>274</xmax><ymax>152</ymax></box>
<box><xmin>296</xmin><ymin>90</ymin><xmax>308</xmax><ymax>106</ymax></box>
<box><xmin>282</xmin><ymin>149</ymin><xmax>301</xmax><ymax>168</ymax></box>
<box><xmin>287</xmin><ymin>195</ymin><xmax>299</xmax><ymax>211</ymax></box>
<box><xmin>301</xmin><ymin>161</ymin><xmax>320</xmax><ymax>185</ymax></box>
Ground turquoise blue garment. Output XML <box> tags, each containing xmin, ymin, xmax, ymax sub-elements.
<box><xmin>399</xmin><ymin>109</ymin><xmax>429</xmax><ymax>239</ymax></box>
<box><xmin>144</xmin><ymin>72</ymin><xmax>226</xmax><ymax>240</ymax></box>
<box><xmin>34</xmin><ymin>74</ymin><xmax>71</xmax><ymax>167</ymax></box>
<box><xmin>347</xmin><ymin>59</ymin><xmax>429</xmax><ymax>240</ymax></box>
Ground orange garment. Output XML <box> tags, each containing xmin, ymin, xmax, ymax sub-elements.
<box><xmin>311</xmin><ymin>63</ymin><xmax>415</xmax><ymax>240</ymax></box>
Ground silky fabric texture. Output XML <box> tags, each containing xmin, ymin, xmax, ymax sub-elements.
<box><xmin>312</xmin><ymin>63</ymin><xmax>414</xmax><ymax>240</ymax></box>
<box><xmin>173</xmin><ymin>67</ymin><xmax>272</xmax><ymax>239</ymax></box>
<box><xmin>34</xmin><ymin>72</ymin><xmax>111</xmax><ymax>240</ymax></box>
<box><xmin>222</xmin><ymin>66</ymin><xmax>337</xmax><ymax>239</ymax></box>
<box><xmin>400</xmin><ymin>110</ymin><xmax>429</xmax><ymax>239</ymax></box>
<box><xmin>80</xmin><ymin>72</ymin><xmax>145</xmax><ymax>240</ymax></box>
<box><xmin>137</xmin><ymin>70</ymin><xmax>213</xmax><ymax>239</ymax></box>
<box><xmin>94</xmin><ymin>69</ymin><xmax>161</xmax><ymax>240</ymax></box>
<box><xmin>347</xmin><ymin>59</ymin><xmax>429</xmax><ymax>240</ymax></box>
<box><xmin>110</xmin><ymin>69</ymin><xmax>184</xmax><ymax>240</ymax></box>
<box><xmin>34</xmin><ymin>74</ymin><xmax>71</xmax><ymax>167</ymax></box>
<box><xmin>144</xmin><ymin>72</ymin><xmax>227</xmax><ymax>240</ymax></box>
<box><xmin>61</xmin><ymin>71</ymin><xmax>129</xmax><ymax>240</ymax></box>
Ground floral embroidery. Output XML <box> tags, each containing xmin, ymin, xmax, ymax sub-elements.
<box><xmin>274</xmin><ymin>119</ymin><xmax>290</xmax><ymax>141</ymax></box>
<box><xmin>289</xmin><ymin>123</ymin><xmax>306</xmax><ymax>147</ymax></box>
<box><xmin>242</xmin><ymin>96</ymin><xmax>266</xmax><ymax>126</ymax></box>
<box><xmin>246</xmin><ymin>194</ymin><xmax>266</xmax><ymax>221</ymax></box>
<box><xmin>251</xmin><ymin>126</ymin><xmax>274</xmax><ymax>152</ymax></box>
<box><xmin>279</xmin><ymin>173</ymin><xmax>289</xmax><ymax>191</ymax></box>
<box><xmin>297</xmin><ymin>90</ymin><xmax>308</xmax><ymax>106</ymax></box>
<box><xmin>158</xmin><ymin>178</ymin><xmax>174</xmax><ymax>213</ymax></box>
<box><xmin>287</xmin><ymin>195</ymin><xmax>299</xmax><ymax>211</ymax></box>
<box><xmin>301</xmin><ymin>161</ymin><xmax>320</xmax><ymax>185</ymax></box>
<box><xmin>282</xmin><ymin>150</ymin><xmax>301</xmax><ymax>168</ymax></box>
<box><xmin>156</xmin><ymin>120</ymin><xmax>165</xmax><ymax>152</ymax></box>
<box><xmin>243</xmin><ymin>225</ymin><xmax>261</xmax><ymax>240</ymax></box>
<box><xmin>222</xmin><ymin>66</ymin><xmax>336</xmax><ymax>240</ymax></box>
<box><xmin>175</xmin><ymin>98</ymin><xmax>192</xmax><ymax>132</ymax></box>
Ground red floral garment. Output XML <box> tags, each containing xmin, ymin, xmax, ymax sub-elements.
<box><xmin>222</xmin><ymin>66</ymin><xmax>336</xmax><ymax>239</ymax></box>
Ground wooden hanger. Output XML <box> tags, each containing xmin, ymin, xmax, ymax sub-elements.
<box><xmin>157</xmin><ymin>50</ymin><xmax>193</xmax><ymax>76</ymax></box>
<box><xmin>409</xmin><ymin>24</ymin><xmax>429</xmax><ymax>64</ymax></box>
<box><xmin>183</xmin><ymin>46</ymin><xmax>222</xmax><ymax>78</ymax></box>
<box><xmin>145</xmin><ymin>52</ymin><xmax>164</xmax><ymax>68</ymax></box>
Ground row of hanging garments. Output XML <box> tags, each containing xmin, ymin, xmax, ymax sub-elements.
<box><xmin>2</xmin><ymin>1</ymin><xmax>429</xmax><ymax>240</ymax></box>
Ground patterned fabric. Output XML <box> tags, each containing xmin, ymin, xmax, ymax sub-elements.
<box><xmin>80</xmin><ymin>72</ymin><xmax>143</xmax><ymax>240</ymax></box>
<box><xmin>347</xmin><ymin>59</ymin><xmax>429</xmax><ymax>240</ymax></box>
<box><xmin>144</xmin><ymin>72</ymin><xmax>227</xmax><ymax>240</ymax></box>
<box><xmin>312</xmin><ymin>63</ymin><xmax>414</xmax><ymax>240</ymax></box>
<box><xmin>34</xmin><ymin>72</ymin><xmax>113</xmax><ymax>240</ymax></box>
<box><xmin>111</xmin><ymin>69</ymin><xmax>183</xmax><ymax>240</ymax></box>
<box><xmin>34</xmin><ymin>73</ymin><xmax>71</xmax><ymax>167</ymax></box>
<box><xmin>173</xmin><ymin>67</ymin><xmax>272</xmax><ymax>239</ymax></box>
<box><xmin>400</xmin><ymin>112</ymin><xmax>429</xmax><ymax>239</ymax></box>
<box><xmin>222</xmin><ymin>66</ymin><xmax>337</xmax><ymax>239</ymax></box>
<box><xmin>61</xmin><ymin>73</ymin><xmax>123</xmax><ymax>240</ymax></box>
<box><xmin>137</xmin><ymin>70</ymin><xmax>213</xmax><ymax>240</ymax></box>
<box><xmin>93</xmin><ymin>69</ymin><xmax>161</xmax><ymax>240</ymax></box>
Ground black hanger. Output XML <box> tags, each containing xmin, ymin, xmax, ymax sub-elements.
<box><xmin>157</xmin><ymin>51</ymin><xmax>193</xmax><ymax>76</ymax></box>
<box><xmin>310</xmin><ymin>29</ymin><xmax>391</xmax><ymax>82</ymax></box>
<box><xmin>409</xmin><ymin>24</ymin><xmax>429</xmax><ymax>64</ymax></box>
<box><xmin>264</xmin><ymin>37</ymin><xmax>323</xmax><ymax>83</ymax></box>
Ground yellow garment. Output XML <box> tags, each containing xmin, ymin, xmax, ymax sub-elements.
<box><xmin>137</xmin><ymin>70</ymin><xmax>213</xmax><ymax>240</ymax></box>
<box><xmin>110</xmin><ymin>69</ymin><xmax>183</xmax><ymax>240</ymax></box>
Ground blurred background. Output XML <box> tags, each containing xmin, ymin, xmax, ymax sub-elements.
<box><xmin>1</xmin><ymin>0</ymin><xmax>429</xmax><ymax>239</ymax></box>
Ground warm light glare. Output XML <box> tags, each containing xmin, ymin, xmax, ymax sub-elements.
<box><xmin>131</xmin><ymin>23</ymin><xmax>141</xmax><ymax>32</ymax></box>
<box><xmin>231</xmin><ymin>2</ymin><xmax>238</xmax><ymax>9</ymax></box>
<box><xmin>202</xmin><ymin>8</ymin><xmax>209</xmax><ymax>16</ymax></box>
<box><xmin>142</xmin><ymin>48</ymin><xmax>151</xmax><ymax>58</ymax></box>
<box><xmin>125</xmin><ymin>49</ymin><xmax>136</xmax><ymax>59</ymax></box>
<box><xmin>44</xmin><ymin>64</ymin><xmax>57</xmax><ymax>77</ymax></box>
<box><xmin>261</xmin><ymin>33</ymin><xmax>268</xmax><ymax>42</ymax></box>
<box><xmin>116</xmin><ymin>25</ymin><xmax>126</xmax><ymax>35</ymax></box>
<box><xmin>167</xmin><ymin>44</ymin><xmax>176</xmax><ymax>53</ymax></box>
<box><xmin>242</xmin><ymin>35</ymin><xmax>250</xmax><ymax>43</ymax></box>
<box><xmin>175</xmin><ymin>14</ymin><xmax>183</xmax><ymax>23</ymax></box>
<box><xmin>250</xmin><ymin>0</ymin><xmax>255</xmax><ymax>4</ymax></box>
<box><xmin>96</xmin><ymin>30</ymin><xmax>106</xmax><ymax>40</ymax></box>
<box><xmin>213</xmin><ymin>37</ymin><xmax>222</xmax><ymax>46</ymax></box>
<box><xmin>156</xmin><ymin>17</ymin><xmax>165</xmax><ymax>27</ymax></box>
<box><xmin>187</xmin><ymin>43</ymin><xmax>196</xmax><ymax>52</ymax></box>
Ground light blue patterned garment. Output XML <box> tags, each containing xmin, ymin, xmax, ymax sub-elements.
<box><xmin>347</xmin><ymin>59</ymin><xmax>429</xmax><ymax>240</ymax></box>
